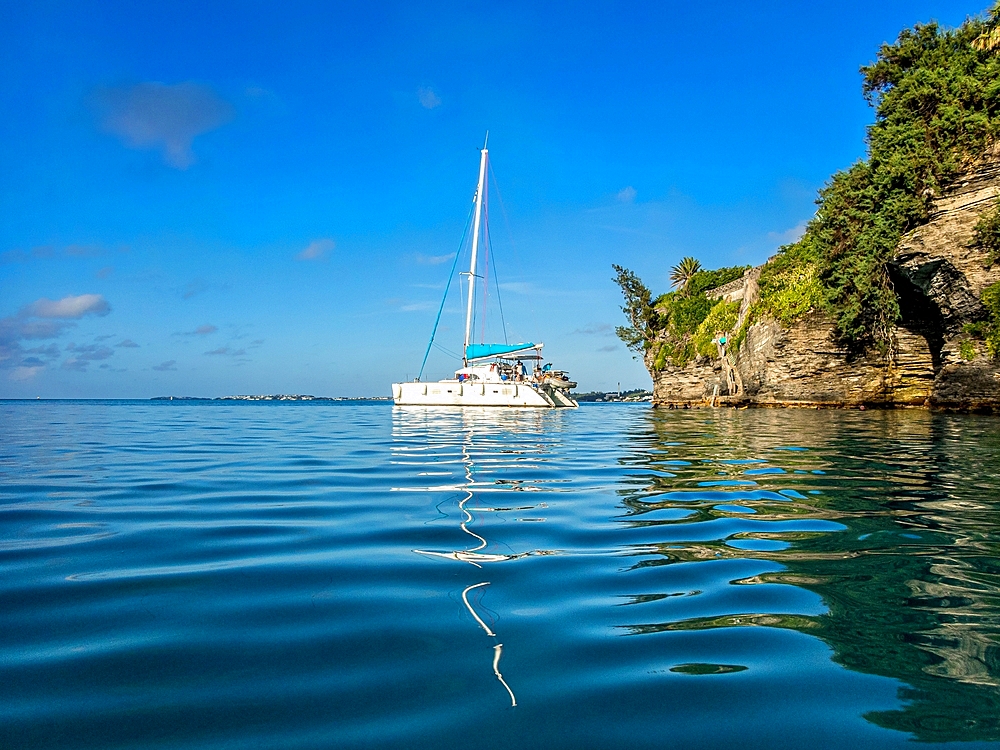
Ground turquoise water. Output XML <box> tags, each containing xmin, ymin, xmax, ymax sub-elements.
<box><xmin>2</xmin><ymin>401</ymin><xmax>1000</xmax><ymax>749</ymax></box>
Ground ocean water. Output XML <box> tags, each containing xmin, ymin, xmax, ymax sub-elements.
<box><xmin>2</xmin><ymin>401</ymin><xmax>1000</xmax><ymax>750</ymax></box>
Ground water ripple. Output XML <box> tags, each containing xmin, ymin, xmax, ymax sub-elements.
<box><xmin>2</xmin><ymin>402</ymin><xmax>1000</xmax><ymax>748</ymax></box>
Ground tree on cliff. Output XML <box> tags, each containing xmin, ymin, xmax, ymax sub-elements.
<box><xmin>612</xmin><ymin>264</ymin><xmax>657</xmax><ymax>352</ymax></box>
<box><xmin>670</xmin><ymin>257</ymin><xmax>702</xmax><ymax>293</ymax></box>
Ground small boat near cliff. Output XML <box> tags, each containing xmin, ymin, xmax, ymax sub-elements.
<box><xmin>392</xmin><ymin>137</ymin><xmax>578</xmax><ymax>408</ymax></box>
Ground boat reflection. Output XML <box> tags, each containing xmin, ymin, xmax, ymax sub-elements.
<box><xmin>393</xmin><ymin>407</ymin><xmax>566</xmax><ymax>707</ymax></box>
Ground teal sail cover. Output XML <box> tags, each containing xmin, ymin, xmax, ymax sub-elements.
<box><xmin>465</xmin><ymin>343</ymin><xmax>535</xmax><ymax>360</ymax></box>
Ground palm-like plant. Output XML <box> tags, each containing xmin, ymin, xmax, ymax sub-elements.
<box><xmin>973</xmin><ymin>2</ymin><xmax>1000</xmax><ymax>51</ymax></box>
<box><xmin>670</xmin><ymin>256</ymin><xmax>702</xmax><ymax>293</ymax></box>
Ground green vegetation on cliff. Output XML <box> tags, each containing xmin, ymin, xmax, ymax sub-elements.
<box><xmin>811</xmin><ymin>7</ymin><xmax>1000</xmax><ymax>351</ymax></box>
<box><xmin>614</xmin><ymin>263</ymin><xmax>747</xmax><ymax>369</ymax></box>
<box><xmin>616</xmin><ymin>4</ymin><xmax>1000</xmax><ymax>363</ymax></box>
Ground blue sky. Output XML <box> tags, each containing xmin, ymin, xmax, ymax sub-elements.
<box><xmin>0</xmin><ymin>0</ymin><xmax>988</xmax><ymax>397</ymax></box>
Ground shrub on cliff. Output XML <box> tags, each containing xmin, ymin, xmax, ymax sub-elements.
<box><xmin>965</xmin><ymin>280</ymin><xmax>1000</xmax><ymax>357</ymax></box>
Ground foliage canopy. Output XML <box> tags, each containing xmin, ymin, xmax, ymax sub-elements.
<box><xmin>809</xmin><ymin>7</ymin><xmax>1000</xmax><ymax>351</ymax></box>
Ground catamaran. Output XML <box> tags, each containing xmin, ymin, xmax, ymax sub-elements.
<box><xmin>392</xmin><ymin>137</ymin><xmax>578</xmax><ymax>408</ymax></box>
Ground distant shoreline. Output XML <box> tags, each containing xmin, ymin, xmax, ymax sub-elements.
<box><xmin>151</xmin><ymin>395</ymin><xmax>392</xmax><ymax>402</ymax></box>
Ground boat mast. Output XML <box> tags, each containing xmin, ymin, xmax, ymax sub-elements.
<box><xmin>463</xmin><ymin>132</ymin><xmax>489</xmax><ymax>364</ymax></box>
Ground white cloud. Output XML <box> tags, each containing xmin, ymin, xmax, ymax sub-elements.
<box><xmin>116</xmin><ymin>339</ymin><xmax>139</xmax><ymax>348</ymax></box>
<box><xmin>0</xmin><ymin>294</ymin><xmax>112</xmax><ymax>375</ymax></box>
<box><xmin>498</xmin><ymin>281</ymin><xmax>537</xmax><ymax>295</ymax></box>
<box><xmin>617</xmin><ymin>186</ymin><xmax>637</xmax><ymax>203</ymax></box>
<box><xmin>91</xmin><ymin>82</ymin><xmax>234</xmax><ymax>169</ymax></box>
<box><xmin>297</xmin><ymin>238</ymin><xmax>334</xmax><ymax>261</ymax></box>
<box><xmin>9</xmin><ymin>366</ymin><xmax>44</xmax><ymax>382</ymax></box>
<box><xmin>417</xmin><ymin>87</ymin><xmax>441</xmax><ymax>109</ymax></box>
<box><xmin>415</xmin><ymin>252</ymin><xmax>455</xmax><ymax>265</ymax></box>
<box><xmin>23</xmin><ymin>294</ymin><xmax>110</xmax><ymax>319</ymax></box>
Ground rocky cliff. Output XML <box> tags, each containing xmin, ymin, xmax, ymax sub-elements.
<box><xmin>649</xmin><ymin>155</ymin><xmax>1000</xmax><ymax>410</ymax></box>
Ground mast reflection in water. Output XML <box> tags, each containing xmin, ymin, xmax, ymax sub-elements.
<box><xmin>393</xmin><ymin>408</ymin><xmax>562</xmax><ymax>708</ymax></box>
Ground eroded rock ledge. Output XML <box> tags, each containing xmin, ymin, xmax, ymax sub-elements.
<box><xmin>649</xmin><ymin>158</ymin><xmax>1000</xmax><ymax>411</ymax></box>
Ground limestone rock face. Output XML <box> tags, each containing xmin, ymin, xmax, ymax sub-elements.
<box><xmin>648</xmin><ymin>154</ymin><xmax>1000</xmax><ymax>410</ymax></box>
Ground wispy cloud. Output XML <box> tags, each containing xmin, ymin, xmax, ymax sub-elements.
<box><xmin>205</xmin><ymin>346</ymin><xmax>246</xmax><ymax>356</ymax></box>
<box><xmin>152</xmin><ymin>360</ymin><xmax>177</xmax><ymax>371</ymax></box>
<box><xmin>24</xmin><ymin>344</ymin><xmax>60</xmax><ymax>360</ymax></box>
<box><xmin>64</xmin><ymin>244</ymin><xmax>104</xmax><ymax>258</ymax></box>
<box><xmin>0</xmin><ymin>246</ymin><xmax>53</xmax><ymax>264</ymax></box>
<box><xmin>182</xmin><ymin>279</ymin><xmax>208</xmax><ymax>299</ymax></box>
<box><xmin>417</xmin><ymin>86</ymin><xmax>441</xmax><ymax>109</ymax></box>
<box><xmin>116</xmin><ymin>339</ymin><xmax>139</xmax><ymax>348</ymax></box>
<box><xmin>24</xmin><ymin>294</ymin><xmax>110</xmax><ymax>319</ymax></box>
<box><xmin>297</xmin><ymin>238</ymin><xmax>334</xmax><ymax>261</ymax></box>
<box><xmin>571</xmin><ymin>323</ymin><xmax>614</xmax><ymax>336</ymax></box>
<box><xmin>177</xmin><ymin>324</ymin><xmax>217</xmax><ymax>336</ymax></box>
<box><xmin>617</xmin><ymin>186</ymin><xmax>637</xmax><ymax>203</ymax></box>
<box><xmin>91</xmin><ymin>81</ymin><xmax>234</xmax><ymax>169</ymax></box>
<box><xmin>61</xmin><ymin>343</ymin><xmax>115</xmax><ymax>372</ymax></box>
<box><xmin>498</xmin><ymin>281</ymin><xmax>537</xmax><ymax>295</ymax></box>
<box><xmin>597</xmin><ymin>344</ymin><xmax>618</xmax><ymax>352</ymax></box>
<box><xmin>1</xmin><ymin>244</ymin><xmax>126</xmax><ymax>266</ymax></box>
<box><xmin>400</xmin><ymin>302</ymin><xmax>435</xmax><ymax>312</ymax></box>
<box><xmin>415</xmin><ymin>252</ymin><xmax>455</xmax><ymax>265</ymax></box>
<box><xmin>96</xmin><ymin>266</ymin><xmax>114</xmax><ymax>279</ymax></box>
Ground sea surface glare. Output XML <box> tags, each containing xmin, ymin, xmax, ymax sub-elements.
<box><xmin>3</xmin><ymin>401</ymin><xmax>1000</xmax><ymax>749</ymax></box>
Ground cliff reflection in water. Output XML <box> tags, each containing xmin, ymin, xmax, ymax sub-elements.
<box><xmin>619</xmin><ymin>408</ymin><xmax>1000</xmax><ymax>743</ymax></box>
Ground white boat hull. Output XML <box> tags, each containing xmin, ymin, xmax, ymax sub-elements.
<box><xmin>392</xmin><ymin>381</ymin><xmax>577</xmax><ymax>408</ymax></box>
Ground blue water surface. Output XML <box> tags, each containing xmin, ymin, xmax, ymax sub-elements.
<box><xmin>2</xmin><ymin>400</ymin><xmax>1000</xmax><ymax>749</ymax></box>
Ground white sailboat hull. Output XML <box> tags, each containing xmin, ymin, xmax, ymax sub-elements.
<box><xmin>392</xmin><ymin>381</ymin><xmax>577</xmax><ymax>408</ymax></box>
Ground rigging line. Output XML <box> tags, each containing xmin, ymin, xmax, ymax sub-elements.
<box><xmin>481</xmin><ymin>180</ymin><xmax>490</xmax><ymax>343</ymax></box>
<box><xmin>432</xmin><ymin>342</ymin><xmax>462</xmax><ymax>360</ymax></box>
<box><xmin>418</xmin><ymin>206</ymin><xmax>474</xmax><ymax>381</ymax></box>
<box><xmin>489</xmin><ymin>161</ymin><xmax>540</xmax><ymax>338</ymax></box>
<box><xmin>486</xmin><ymin>215</ymin><xmax>509</xmax><ymax>344</ymax></box>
